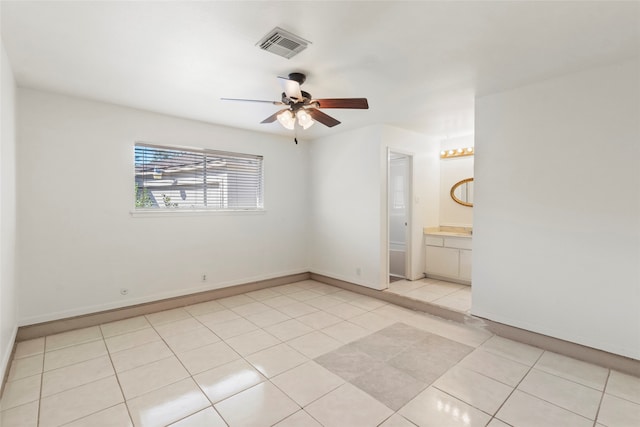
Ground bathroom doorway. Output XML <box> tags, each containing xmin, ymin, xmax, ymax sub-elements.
<box><xmin>388</xmin><ymin>151</ymin><xmax>412</xmax><ymax>283</ymax></box>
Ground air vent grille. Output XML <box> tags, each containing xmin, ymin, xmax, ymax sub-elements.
<box><xmin>256</xmin><ymin>27</ymin><xmax>310</xmax><ymax>59</ymax></box>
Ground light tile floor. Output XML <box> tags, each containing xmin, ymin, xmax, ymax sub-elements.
<box><xmin>1</xmin><ymin>279</ymin><xmax>639</xmax><ymax>426</ymax></box>
<box><xmin>386</xmin><ymin>277</ymin><xmax>472</xmax><ymax>313</ymax></box>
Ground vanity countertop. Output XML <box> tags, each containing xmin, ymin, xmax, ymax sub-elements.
<box><xmin>423</xmin><ymin>226</ymin><xmax>472</xmax><ymax>238</ymax></box>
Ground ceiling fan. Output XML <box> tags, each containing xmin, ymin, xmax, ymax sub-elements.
<box><xmin>221</xmin><ymin>72</ymin><xmax>369</xmax><ymax>130</ymax></box>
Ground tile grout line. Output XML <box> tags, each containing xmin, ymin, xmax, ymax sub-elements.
<box><xmin>482</xmin><ymin>346</ymin><xmax>547</xmax><ymax>424</ymax></box>
<box><xmin>100</xmin><ymin>327</ymin><xmax>136</xmax><ymax>427</ymax></box>
<box><xmin>109</xmin><ymin>315</ymin><xmax>204</xmax><ymax>423</ymax></box>
<box><xmin>38</xmin><ymin>321</ymin><xmax>189</xmax><ymax>424</ymax></box>
<box><xmin>167</xmin><ymin>407</ymin><xmax>215</xmax><ymax>426</ymax></box>
<box><xmin>461</xmin><ymin>345</ymin><xmax>611</xmax><ymax>395</ymax></box>
<box><xmin>37</xmin><ymin>332</ymin><xmax>127</xmax><ymax>426</ymax></box>
<box><xmin>185</xmin><ymin>285</ymin><xmax>322</xmax><ymax>424</ymax></box>
<box><xmin>36</xmin><ymin>337</ymin><xmax>45</xmax><ymax>427</ymax></box>
<box><xmin>168</xmin><ymin>321</ymin><xmax>230</xmax><ymax>427</ymax></box>
<box><xmin>514</xmin><ymin>388</ymin><xmax>598</xmax><ymax>423</ymax></box>
<box><xmin>166</xmin><ymin>287</ymin><xmax>365</xmax><ymax>424</ymax></box>
<box><xmin>591</xmin><ymin>369</ymin><xmax>611</xmax><ymax>427</ymax></box>
<box><xmin>498</xmin><ymin>348</ymin><xmax>604</xmax><ymax>424</ymax></box>
<box><xmin>532</xmin><ymin>365</ymin><xmax>611</xmax><ymax>392</ymax></box>
<box><xmin>265</xmin><ymin>357</ymin><xmax>354</xmax><ymax>421</ymax></box>
<box><xmin>147</xmin><ymin>309</ymin><xmax>238</xmax><ymax>426</ymax></box>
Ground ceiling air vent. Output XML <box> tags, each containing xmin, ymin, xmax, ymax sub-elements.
<box><xmin>256</xmin><ymin>27</ymin><xmax>311</xmax><ymax>59</ymax></box>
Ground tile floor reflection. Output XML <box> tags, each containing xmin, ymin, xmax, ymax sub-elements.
<box><xmin>1</xmin><ymin>279</ymin><xmax>638</xmax><ymax>426</ymax></box>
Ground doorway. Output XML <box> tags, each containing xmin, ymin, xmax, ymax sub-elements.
<box><xmin>388</xmin><ymin>151</ymin><xmax>412</xmax><ymax>284</ymax></box>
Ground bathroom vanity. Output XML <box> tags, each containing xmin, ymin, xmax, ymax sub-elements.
<box><xmin>424</xmin><ymin>227</ymin><xmax>472</xmax><ymax>285</ymax></box>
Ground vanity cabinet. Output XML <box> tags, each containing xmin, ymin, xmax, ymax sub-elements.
<box><xmin>425</xmin><ymin>246</ymin><xmax>459</xmax><ymax>277</ymax></box>
<box><xmin>424</xmin><ymin>235</ymin><xmax>472</xmax><ymax>284</ymax></box>
<box><xmin>459</xmin><ymin>249</ymin><xmax>472</xmax><ymax>281</ymax></box>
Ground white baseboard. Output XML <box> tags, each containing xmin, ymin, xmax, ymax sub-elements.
<box><xmin>18</xmin><ymin>268</ymin><xmax>309</xmax><ymax>326</ymax></box>
<box><xmin>16</xmin><ymin>272</ymin><xmax>311</xmax><ymax>341</ymax></box>
<box><xmin>308</xmin><ymin>268</ymin><xmax>386</xmax><ymax>291</ymax></box>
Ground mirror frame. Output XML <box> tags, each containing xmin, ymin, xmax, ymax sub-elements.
<box><xmin>450</xmin><ymin>177</ymin><xmax>474</xmax><ymax>207</ymax></box>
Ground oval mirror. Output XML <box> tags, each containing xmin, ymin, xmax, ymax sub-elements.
<box><xmin>451</xmin><ymin>178</ymin><xmax>474</xmax><ymax>207</ymax></box>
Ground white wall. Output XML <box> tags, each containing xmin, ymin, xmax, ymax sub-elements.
<box><xmin>17</xmin><ymin>89</ymin><xmax>310</xmax><ymax>325</ymax></box>
<box><xmin>308</xmin><ymin>125</ymin><xmax>384</xmax><ymax>288</ymax></box>
<box><xmin>473</xmin><ymin>60</ymin><xmax>640</xmax><ymax>359</ymax></box>
<box><xmin>0</xmin><ymin>41</ymin><xmax>18</xmax><ymax>382</ymax></box>
<box><xmin>309</xmin><ymin>124</ymin><xmax>439</xmax><ymax>289</ymax></box>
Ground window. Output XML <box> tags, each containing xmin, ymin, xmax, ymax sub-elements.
<box><xmin>134</xmin><ymin>143</ymin><xmax>263</xmax><ymax>210</ymax></box>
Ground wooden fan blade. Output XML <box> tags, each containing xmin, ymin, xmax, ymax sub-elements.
<box><xmin>221</xmin><ymin>98</ymin><xmax>284</xmax><ymax>105</ymax></box>
<box><xmin>308</xmin><ymin>108</ymin><xmax>341</xmax><ymax>127</ymax></box>
<box><xmin>313</xmin><ymin>98</ymin><xmax>369</xmax><ymax>109</ymax></box>
<box><xmin>261</xmin><ymin>109</ymin><xmax>289</xmax><ymax>124</ymax></box>
<box><xmin>278</xmin><ymin>77</ymin><xmax>303</xmax><ymax>102</ymax></box>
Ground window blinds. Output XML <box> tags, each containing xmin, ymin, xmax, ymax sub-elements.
<box><xmin>134</xmin><ymin>143</ymin><xmax>263</xmax><ymax>210</ymax></box>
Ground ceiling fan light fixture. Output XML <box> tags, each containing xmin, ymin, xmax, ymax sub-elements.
<box><xmin>296</xmin><ymin>109</ymin><xmax>315</xmax><ymax>129</ymax></box>
<box><xmin>224</xmin><ymin>72</ymin><xmax>368</xmax><ymax>130</ymax></box>
<box><xmin>277</xmin><ymin>110</ymin><xmax>295</xmax><ymax>130</ymax></box>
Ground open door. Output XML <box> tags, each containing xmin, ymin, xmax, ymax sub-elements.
<box><xmin>388</xmin><ymin>151</ymin><xmax>412</xmax><ymax>284</ymax></box>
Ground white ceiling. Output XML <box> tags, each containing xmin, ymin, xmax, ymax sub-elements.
<box><xmin>2</xmin><ymin>1</ymin><xmax>639</xmax><ymax>140</ymax></box>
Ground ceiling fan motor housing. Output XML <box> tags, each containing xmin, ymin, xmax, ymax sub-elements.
<box><xmin>288</xmin><ymin>72</ymin><xmax>306</xmax><ymax>85</ymax></box>
<box><xmin>282</xmin><ymin>90</ymin><xmax>312</xmax><ymax>105</ymax></box>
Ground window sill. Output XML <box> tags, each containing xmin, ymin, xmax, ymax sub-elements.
<box><xmin>130</xmin><ymin>209</ymin><xmax>266</xmax><ymax>218</ymax></box>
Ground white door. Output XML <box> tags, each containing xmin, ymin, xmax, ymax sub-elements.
<box><xmin>389</xmin><ymin>152</ymin><xmax>411</xmax><ymax>280</ymax></box>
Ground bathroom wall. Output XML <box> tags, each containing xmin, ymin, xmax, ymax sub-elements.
<box><xmin>439</xmin><ymin>134</ymin><xmax>474</xmax><ymax>227</ymax></box>
<box><xmin>473</xmin><ymin>59</ymin><xmax>640</xmax><ymax>359</ymax></box>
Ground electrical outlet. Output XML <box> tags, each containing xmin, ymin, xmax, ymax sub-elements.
<box><xmin>356</xmin><ymin>267</ymin><xmax>361</xmax><ymax>276</ymax></box>
<box><xmin>202</xmin><ymin>274</ymin><xmax>207</xmax><ymax>282</ymax></box>
<box><xmin>120</xmin><ymin>288</ymin><xmax>129</xmax><ymax>296</ymax></box>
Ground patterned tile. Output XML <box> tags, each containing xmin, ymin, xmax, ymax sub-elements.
<box><xmin>315</xmin><ymin>344</ymin><xmax>385</xmax><ymax>382</ymax></box>
<box><xmin>351</xmin><ymin>364</ymin><xmax>427</xmax><ymax>410</ymax></box>
<box><xmin>316</xmin><ymin>323</ymin><xmax>473</xmax><ymax>410</ymax></box>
